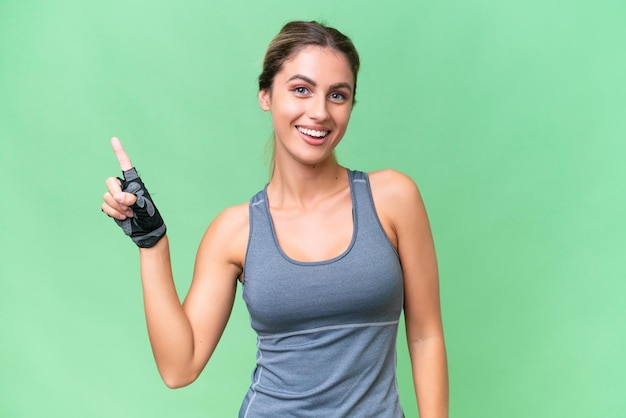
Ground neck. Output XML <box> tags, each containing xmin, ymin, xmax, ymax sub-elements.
<box><xmin>267</xmin><ymin>156</ymin><xmax>347</xmax><ymax>209</ymax></box>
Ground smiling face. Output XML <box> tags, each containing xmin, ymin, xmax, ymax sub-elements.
<box><xmin>259</xmin><ymin>46</ymin><xmax>355</xmax><ymax>169</ymax></box>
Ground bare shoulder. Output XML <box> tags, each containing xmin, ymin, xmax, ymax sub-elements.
<box><xmin>198</xmin><ymin>201</ymin><xmax>250</xmax><ymax>270</ymax></box>
<box><xmin>368</xmin><ymin>168</ymin><xmax>424</xmax><ymax>213</ymax></box>
<box><xmin>366</xmin><ymin>169</ymin><xmax>427</xmax><ymax>249</ymax></box>
<box><xmin>211</xmin><ymin>202</ymin><xmax>250</xmax><ymax>232</ymax></box>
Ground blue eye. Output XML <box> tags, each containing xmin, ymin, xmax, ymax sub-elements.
<box><xmin>293</xmin><ymin>86</ymin><xmax>310</xmax><ymax>95</ymax></box>
<box><xmin>329</xmin><ymin>92</ymin><xmax>347</xmax><ymax>102</ymax></box>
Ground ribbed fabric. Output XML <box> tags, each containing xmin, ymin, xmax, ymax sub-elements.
<box><xmin>240</xmin><ymin>170</ymin><xmax>404</xmax><ymax>418</ymax></box>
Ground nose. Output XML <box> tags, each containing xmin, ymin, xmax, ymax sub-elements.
<box><xmin>307</xmin><ymin>95</ymin><xmax>329</xmax><ymax>121</ymax></box>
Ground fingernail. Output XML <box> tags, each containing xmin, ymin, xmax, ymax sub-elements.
<box><xmin>114</xmin><ymin>193</ymin><xmax>124</xmax><ymax>202</ymax></box>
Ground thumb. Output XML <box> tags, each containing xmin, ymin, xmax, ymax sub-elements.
<box><xmin>114</xmin><ymin>191</ymin><xmax>138</xmax><ymax>207</ymax></box>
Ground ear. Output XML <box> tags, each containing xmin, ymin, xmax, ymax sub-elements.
<box><xmin>259</xmin><ymin>89</ymin><xmax>271</xmax><ymax>111</ymax></box>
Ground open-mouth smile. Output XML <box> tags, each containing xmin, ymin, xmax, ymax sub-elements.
<box><xmin>297</xmin><ymin>126</ymin><xmax>330</xmax><ymax>138</ymax></box>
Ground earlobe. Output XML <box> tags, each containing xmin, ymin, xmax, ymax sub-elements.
<box><xmin>259</xmin><ymin>90</ymin><xmax>271</xmax><ymax>111</ymax></box>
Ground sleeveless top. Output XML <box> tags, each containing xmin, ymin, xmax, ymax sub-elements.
<box><xmin>239</xmin><ymin>170</ymin><xmax>405</xmax><ymax>418</ymax></box>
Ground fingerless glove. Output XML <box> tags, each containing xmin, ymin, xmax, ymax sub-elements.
<box><xmin>115</xmin><ymin>168</ymin><xmax>166</xmax><ymax>248</ymax></box>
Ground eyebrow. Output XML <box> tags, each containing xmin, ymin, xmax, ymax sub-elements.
<box><xmin>287</xmin><ymin>74</ymin><xmax>353</xmax><ymax>93</ymax></box>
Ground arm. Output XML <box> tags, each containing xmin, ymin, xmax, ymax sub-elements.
<box><xmin>139</xmin><ymin>205</ymin><xmax>246</xmax><ymax>388</ymax></box>
<box><xmin>370</xmin><ymin>170</ymin><xmax>449</xmax><ymax>418</ymax></box>
<box><xmin>102</xmin><ymin>138</ymin><xmax>247</xmax><ymax>388</ymax></box>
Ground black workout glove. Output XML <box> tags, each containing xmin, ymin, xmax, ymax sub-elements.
<box><xmin>114</xmin><ymin>168</ymin><xmax>167</xmax><ymax>248</ymax></box>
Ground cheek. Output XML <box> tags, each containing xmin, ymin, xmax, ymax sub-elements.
<box><xmin>335</xmin><ymin>108</ymin><xmax>353</xmax><ymax>128</ymax></box>
<box><xmin>271</xmin><ymin>98</ymin><xmax>301</xmax><ymax>123</ymax></box>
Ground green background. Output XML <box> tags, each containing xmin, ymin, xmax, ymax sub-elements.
<box><xmin>1</xmin><ymin>0</ymin><xmax>624</xmax><ymax>416</ymax></box>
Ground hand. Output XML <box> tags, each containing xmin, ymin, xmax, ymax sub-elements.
<box><xmin>101</xmin><ymin>137</ymin><xmax>166</xmax><ymax>248</ymax></box>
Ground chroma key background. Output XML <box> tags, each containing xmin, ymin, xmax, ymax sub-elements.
<box><xmin>1</xmin><ymin>0</ymin><xmax>624</xmax><ymax>416</ymax></box>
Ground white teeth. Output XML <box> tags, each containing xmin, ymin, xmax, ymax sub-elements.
<box><xmin>297</xmin><ymin>127</ymin><xmax>329</xmax><ymax>138</ymax></box>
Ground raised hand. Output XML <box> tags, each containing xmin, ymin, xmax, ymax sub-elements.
<box><xmin>102</xmin><ymin>137</ymin><xmax>167</xmax><ymax>248</ymax></box>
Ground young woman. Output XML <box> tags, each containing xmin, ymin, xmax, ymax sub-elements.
<box><xmin>102</xmin><ymin>20</ymin><xmax>448</xmax><ymax>417</ymax></box>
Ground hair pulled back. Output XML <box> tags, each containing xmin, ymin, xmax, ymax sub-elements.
<box><xmin>259</xmin><ymin>21</ymin><xmax>360</xmax><ymax>103</ymax></box>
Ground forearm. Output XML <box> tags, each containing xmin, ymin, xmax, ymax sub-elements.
<box><xmin>408</xmin><ymin>336</ymin><xmax>449</xmax><ymax>418</ymax></box>
<box><xmin>139</xmin><ymin>235</ymin><xmax>196</xmax><ymax>387</ymax></box>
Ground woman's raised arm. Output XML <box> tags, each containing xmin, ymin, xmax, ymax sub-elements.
<box><xmin>102</xmin><ymin>137</ymin><xmax>246</xmax><ymax>388</ymax></box>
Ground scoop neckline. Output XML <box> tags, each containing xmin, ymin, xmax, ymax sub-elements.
<box><xmin>262</xmin><ymin>169</ymin><xmax>358</xmax><ymax>266</ymax></box>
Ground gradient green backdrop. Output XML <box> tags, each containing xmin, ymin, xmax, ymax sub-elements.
<box><xmin>1</xmin><ymin>0</ymin><xmax>624</xmax><ymax>417</ymax></box>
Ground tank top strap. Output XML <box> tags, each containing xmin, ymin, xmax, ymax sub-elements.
<box><xmin>247</xmin><ymin>188</ymin><xmax>273</xmax><ymax>251</ymax></box>
<box><xmin>249</xmin><ymin>188</ymin><xmax>266</xmax><ymax>210</ymax></box>
<box><xmin>348</xmin><ymin>169</ymin><xmax>380</xmax><ymax>229</ymax></box>
<box><xmin>248</xmin><ymin>189</ymin><xmax>267</xmax><ymax>225</ymax></box>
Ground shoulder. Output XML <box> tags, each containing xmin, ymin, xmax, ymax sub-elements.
<box><xmin>367</xmin><ymin>168</ymin><xmax>424</xmax><ymax>210</ymax></box>
<box><xmin>198</xmin><ymin>201</ymin><xmax>250</xmax><ymax>269</ymax></box>
<box><xmin>207</xmin><ymin>201</ymin><xmax>250</xmax><ymax>241</ymax></box>
<box><xmin>368</xmin><ymin>168</ymin><xmax>419</xmax><ymax>191</ymax></box>
<box><xmin>212</xmin><ymin>201</ymin><xmax>250</xmax><ymax>231</ymax></box>
<box><xmin>364</xmin><ymin>169</ymin><xmax>427</xmax><ymax>250</ymax></box>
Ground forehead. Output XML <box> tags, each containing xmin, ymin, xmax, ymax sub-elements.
<box><xmin>278</xmin><ymin>46</ymin><xmax>354</xmax><ymax>85</ymax></box>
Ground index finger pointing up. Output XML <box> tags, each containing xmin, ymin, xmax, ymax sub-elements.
<box><xmin>111</xmin><ymin>137</ymin><xmax>133</xmax><ymax>171</ymax></box>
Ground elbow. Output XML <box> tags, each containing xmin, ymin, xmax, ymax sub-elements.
<box><xmin>163</xmin><ymin>378</ymin><xmax>190</xmax><ymax>390</ymax></box>
<box><xmin>160</xmin><ymin>369</ymin><xmax>200</xmax><ymax>389</ymax></box>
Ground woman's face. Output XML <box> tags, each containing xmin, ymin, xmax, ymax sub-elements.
<box><xmin>259</xmin><ymin>46</ymin><xmax>354</xmax><ymax>168</ymax></box>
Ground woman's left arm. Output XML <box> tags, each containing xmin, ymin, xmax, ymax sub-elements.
<box><xmin>370</xmin><ymin>170</ymin><xmax>449</xmax><ymax>418</ymax></box>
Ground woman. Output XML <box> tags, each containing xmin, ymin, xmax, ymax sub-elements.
<box><xmin>102</xmin><ymin>20</ymin><xmax>448</xmax><ymax>417</ymax></box>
